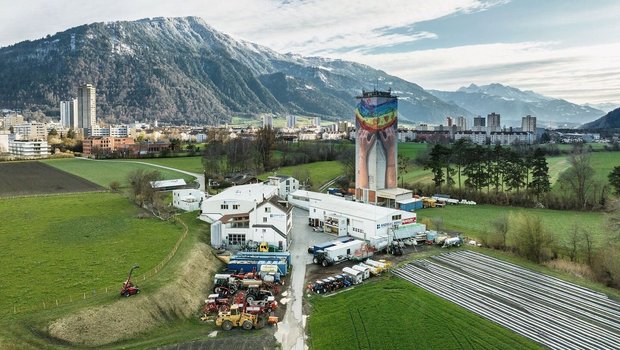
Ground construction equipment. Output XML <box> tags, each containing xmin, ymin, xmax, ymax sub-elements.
<box><xmin>215</xmin><ymin>305</ymin><xmax>266</xmax><ymax>331</ymax></box>
<box><xmin>202</xmin><ymin>294</ymin><xmax>231</xmax><ymax>315</ymax></box>
<box><xmin>245</xmin><ymin>286</ymin><xmax>274</xmax><ymax>303</ymax></box>
<box><xmin>120</xmin><ymin>264</ymin><xmax>140</xmax><ymax>297</ymax></box>
<box><xmin>258</xmin><ymin>241</ymin><xmax>269</xmax><ymax>252</ymax></box>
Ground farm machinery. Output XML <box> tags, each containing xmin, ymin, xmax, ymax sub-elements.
<box><xmin>215</xmin><ymin>305</ymin><xmax>267</xmax><ymax>331</ymax></box>
<box><xmin>120</xmin><ymin>264</ymin><xmax>140</xmax><ymax>297</ymax></box>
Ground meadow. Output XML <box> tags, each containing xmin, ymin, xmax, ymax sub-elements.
<box><xmin>307</xmin><ymin>277</ymin><xmax>542</xmax><ymax>350</ymax></box>
<box><xmin>416</xmin><ymin>204</ymin><xmax>606</xmax><ymax>245</ymax></box>
<box><xmin>0</xmin><ymin>192</ymin><xmax>183</xmax><ymax>314</ymax></box>
<box><xmin>259</xmin><ymin>160</ymin><xmax>345</xmax><ymax>189</ymax></box>
<box><xmin>118</xmin><ymin>156</ymin><xmax>204</xmax><ymax>173</ymax></box>
<box><xmin>42</xmin><ymin>158</ymin><xmax>195</xmax><ymax>187</ymax></box>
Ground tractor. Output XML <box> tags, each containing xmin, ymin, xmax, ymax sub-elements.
<box><xmin>215</xmin><ymin>305</ymin><xmax>266</xmax><ymax>331</ymax></box>
<box><xmin>120</xmin><ymin>264</ymin><xmax>140</xmax><ymax>297</ymax></box>
<box><xmin>202</xmin><ymin>294</ymin><xmax>231</xmax><ymax>315</ymax></box>
<box><xmin>245</xmin><ymin>286</ymin><xmax>274</xmax><ymax>303</ymax></box>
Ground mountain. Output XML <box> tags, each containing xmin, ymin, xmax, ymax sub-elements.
<box><xmin>429</xmin><ymin>83</ymin><xmax>603</xmax><ymax>126</ymax></box>
<box><xmin>580</xmin><ymin>108</ymin><xmax>620</xmax><ymax>129</ymax></box>
<box><xmin>584</xmin><ymin>102</ymin><xmax>620</xmax><ymax>113</ymax></box>
<box><xmin>0</xmin><ymin>17</ymin><xmax>469</xmax><ymax>125</ymax></box>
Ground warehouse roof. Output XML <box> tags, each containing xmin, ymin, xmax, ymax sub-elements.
<box><xmin>206</xmin><ymin>183</ymin><xmax>279</xmax><ymax>203</ymax></box>
<box><xmin>309</xmin><ymin>194</ymin><xmax>408</xmax><ymax>221</ymax></box>
<box><xmin>150</xmin><ymin>178</ymin><xmax>187</xmax><ymax>189</ymax></box>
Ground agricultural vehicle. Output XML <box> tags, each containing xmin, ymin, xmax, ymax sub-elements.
<box><xmin>245</xmin><ymin>286</ymin><xmax>274</xmax><ymax>303</ymax></box>
<box><xmin>442</xmin><ymin>236</ymin><xmax>463</xmax><ymax>248</ymax></box>
<box><xmin>120</xmin><ymin>264</ymin><xmax>140</xmax><ymax>297</ymax></box>
<box><xmin>213</xmin><ymin>274</ymin><xmax>241</xmax><ymax>296</ymax></box>
<box><xmin>202</xmin><ymin>294</ymin><xmax>231</xmax><ymax>315</ymax></box>
<box><xmin>387</xmin><ymin>241</ymin><xmax>403</xmax><ymax>256</ymax></box>
<box><xmin>215</xmin><ymin>305</ymin><xmax>267</xmax><ymax>331</ymax></box>
<box><xmin>245</xmin><ymin>296</ymin><xmax>278</xmax><ymax>314</ymax></box>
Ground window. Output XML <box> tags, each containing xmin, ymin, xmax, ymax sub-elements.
<box><xmin>265</xmin><ymin>207</ymin><xmax>271</xmax><ymax>213</ymax></box>
<box><xmin>232</xmin><ymin>204</ymin><xmax>239</xmax><ymax>210</ymax></box>
<box><xmin>263</xmin><ymin>217</ymin><xmax>267</xmax><ymax>223</ymax></box>
<box><xmin>227</xmin><ymin>234</ymin><xmax>246</xmax><ymax>246</ymax></box>
<box><xmin>286</xmin><ymin>180</ymin><xmax>290</xmax><ymax>185</ymax></box>
<box><xmin>221</xmin><ymin>204</ymin><xmax>229</xmax><ymax>210</ymax></box>
<box><xmin>392</xmin><ymin>214</ymin><xmax>401</xmax><ymax>221</ymax></box>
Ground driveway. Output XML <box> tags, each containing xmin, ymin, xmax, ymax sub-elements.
<box><xmin>276</xmin><ymin>207</ymin><xmax>335</xmax><ymax>350</ymax></box>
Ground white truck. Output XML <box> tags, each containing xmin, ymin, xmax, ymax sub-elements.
<box><xmin>313</xmin><ymin>239</ymin><xmax>365</xmax><ymax>267</ymax></box>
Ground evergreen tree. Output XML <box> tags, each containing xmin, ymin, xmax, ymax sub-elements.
<box><xmin>609</xmin><ymin>166</ymin><xmax>620</xmax><ymax>196</ymax></box>
<box><xmin>529</xmin><ymin>148</ymin><xmax>551</xmax><ymax>200</ymax></box>
<box><xmin>463</xmin><ymin>145</ymin><xmax>488</xmax><ymax>191</ymax></box>
<box><xmin>504</xmin><ymin>150</ymin><xmax>526</xmax><ymax>193</ymax></box>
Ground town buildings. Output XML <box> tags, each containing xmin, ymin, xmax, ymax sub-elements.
<box><xmin>78</xmin><ymin>84</ymin><xmax>97</xmax><ymax>128</ymax></box>
<box><xmin>60</xmin><ymin>98</ymin><xmax>78</xmax><ymax>129</ymax></box>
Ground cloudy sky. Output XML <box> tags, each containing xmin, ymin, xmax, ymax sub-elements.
<box><xmin>2</xmin><ymin>0</ymin><xmax>619</xmax><ymax>105</ymax></box>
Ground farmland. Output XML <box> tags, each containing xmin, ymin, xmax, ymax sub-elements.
<box><xmin>307</xmin><ymin>277</ymin><xmax>542</xmax><ymax>350</ymax></box>
<box><xmin>0</xmin><ymin>192</ymin><xmax>183</xmax><ymax>314</ymax></box>
<box><xmin>0</xmin><ymin>162</ymin><xmax>103</xmax><ymax>197</ymax></box>
<box><xmin>42</xmin><ymin>158</ymin><xmax>195</xmax><ymax>187</ymax></box>
<box><xmin>416</xmin><ymin>204</ymin><xmax>606</xmax><ymax>245</ymax></box>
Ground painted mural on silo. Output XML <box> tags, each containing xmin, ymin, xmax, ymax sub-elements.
<box><xmin>355</xmin><ymin>90</ymin><xmax>398</xmax><ymax>203</ymax></box>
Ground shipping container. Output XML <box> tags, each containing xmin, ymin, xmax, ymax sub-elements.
<box><xmin>342</xmin><ymin>267</ymin><xmax>363</xmax><ymax>284</ymax></box>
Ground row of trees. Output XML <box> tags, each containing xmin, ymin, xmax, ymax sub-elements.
<box><xmin>421</xmin><ymin>140</ymin><xmax>551</xmax><ymax>200</ymax></box>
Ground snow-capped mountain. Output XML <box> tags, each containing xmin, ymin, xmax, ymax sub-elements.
<box><xmin>429</xmin><ymin>83</ymin><xmax>604</xmax><ymax>126</ymax></box>
<box><xmin>0</xmin><ymin>16</ymin><xmax>470</xmax><ymax>124</ymax></box>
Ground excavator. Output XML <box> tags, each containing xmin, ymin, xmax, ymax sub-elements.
<box><xmin>120</xmin><ymin>264</ymin><xmax>140</xmax><ymax>297</ymax></box>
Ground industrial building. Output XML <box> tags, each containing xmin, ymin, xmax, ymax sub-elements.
<box><xmin>172</xmin><ymin>189</ymin><xmax>206</xmax><ymax>211</ymax></box>
<box><xmin>201</xmin><ymin>183</ymin><xmax>293</xmax><ymax>251</ymax></box>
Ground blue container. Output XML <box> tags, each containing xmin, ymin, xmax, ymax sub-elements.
<box><xmin>236</xmin><ymin>251</ymin><xmax>291</xmax><ymax>265</ymax></box>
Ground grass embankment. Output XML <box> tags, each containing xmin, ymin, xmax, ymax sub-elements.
<box><xmin>307</xmin><ymin>277</ymin><xmax>543</xmax><ymax>350</ymax></box>
<box><xmin>42</xmin><ymin>158</ymin><xmax>196</xmax><ymax>187</ymax></box>
<box><xmin>417</xmin><ymin>204</ymin><xmax>605</xmax><ymax>245</ymax></box>
<box><xmin>0</xmin><ymin>191</ymin><xmax>224</xmax><ymax>349</ymax></box>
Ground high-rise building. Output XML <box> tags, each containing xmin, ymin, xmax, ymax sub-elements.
<box><xmin>286</xmin><ymin>115</ymin><xmax>297</xmax><ymax>129</ymax></box>
<box><xmin>262</xmin><ymin>115</ymin><xmax>273</xmax><ymax>128</ymax></box>
<box><xmin>521</xmin><ymin>115</ymin><xmax>536</xmax><ymax>133</ymax></box>
<box><xmin>355</xmin><ymin>90</ymin><xmax>398</xmax><ymax>203</ymax></box>
<box><xmin>473</xmin><ymin>116</ymin><xmax>485</xmax><ymax>127</ymax></box>
<box><xmin>487</xmin><ymin>112</ymin><xmax>501</xmax><ymax>131</ymax></box>
<box><xmin>446</xmin><ymin>116</ymin><xmax>454</xmax><ymax>127</ymax></box>
<box><xmin>456</xmin><ymin>116</ymin><xmax>467</xmax><ymax>131</ymax></box>
<box><xmin>78</xmin><ymin>84</ymin><xmax>96</xmax><ymax>128</ymax></box>
<box><xmin>313</xmin><ymin>117</ymin><xmax>321</xmax><ymax>128</ymax></box>
<box><xmin>60</xmin><ymin>98</ymin><xmax>78</xmax><ymax>129</ymax></box>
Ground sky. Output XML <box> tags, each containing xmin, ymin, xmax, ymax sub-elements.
<box><xmin>1</xmin><ymin>0</ymin><xmax>619</xmax><ymax>105</ymax></box>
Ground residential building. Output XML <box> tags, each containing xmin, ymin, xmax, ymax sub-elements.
<box><xmin>200</xmin><ymin>183</ymin><xmax>293</xmax><ymax>250</ymax></box>
<box><xmin>172</xmin><ymin>189</ymin><xmax>206</xmax><ymax>211</ymax></box>
<box><xmin>82</xmin><ymin>136</ymin><xmax>134</xmax><ymax>156</ymax></box>
<box><xmin>446</xmin><ymin>116</ymin><xmax>454</xmax><ymax>127</ymax></box>
<box><xmin>313</xmin><ymin>117</ymin><xmax>321</xmax><ymax>128</ymax></box>
<box><xmin>490</xmin><ymin>131</ymin><xmax>533</xmax><ymax>145</ymax></box>
<box><xmin>487</xmin><ymin>112</ymin><xmax>501</xmax><ymax>132</ymax></box>
<box><xmin>60</xmin><ymin>98</ymin><xmax>78</xmax><ymax>129</ymax></box>
<box><xmin>85</xmin><ymin>125</ymin><xmax>131</xmax><ymax>137</ymax></box>
<box><xmin>78</xmin><ymin>84</ymin><xmax>96</xmax><ymax>128</ymax></box>
<box><xmin>473</xmin><ymin>115</ymin><xmax>485</xmax><ymax>131</ymax></box>
<box><xmin>454</xmin><ymin>131</ymin><xmax>488</xmax><ymax>145</ymax></box>
<box><xmin>268</xmin><ymin>175</ymin><xmax>300</xmax><ymax>198</ymax></box>
<box><xmin>2</xmin><ymin>113</ymin><xmax>24</xmax><ymax>130</ymax></box>
<box><xmin>13</xmin><ymin>122</ymin><xmax>47</xmax><ymax>140</ymax></box>
<box><xmin>8</xmin><ymin>140</ymin><xmax>49</xmax><ymax>158</ymax></box>
<box><xmin>522</xmin><ymin>115</ymin><xmax>537</xmax><ymax>133</ymax></box>
<box><xmin>0</xmin><ymin>132</ymin><xmax>10</xmax><ymax>153</ymax></box>
<box><xmin>456</xmin><ymin>116</ymin><xmax>467</xmax><ymax>131</ymax></box>
<box><xmin>286</xmin><ymin>115</ymin><xmax>297</xmax><ymax>129</ymax></box>
<box><xmin>262</xmin><ymin>115</ymin><xmax>273</xmax><ymax>128</ymax></box>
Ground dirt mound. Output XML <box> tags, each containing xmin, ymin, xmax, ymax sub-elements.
<box><xmin>48</xmin><ymin>242</ymin><xmax>221</xmax><ymax>346</ymax></box>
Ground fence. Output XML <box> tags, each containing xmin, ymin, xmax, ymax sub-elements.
<box><xmin>7</xmin><ymin>216</ymin><xmax>190</xmax><ymax>317</ymax></box>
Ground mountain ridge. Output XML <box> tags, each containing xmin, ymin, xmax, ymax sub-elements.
<box><xmin>580</xmin><ymin>108</ymin><xmax>620</xmax><ymax>129</ymax></box>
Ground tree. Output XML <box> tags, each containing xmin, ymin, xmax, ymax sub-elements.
<box><xmin>491</xmin><ymin>215</ymin><xmax>509</xmax><ymax>249</ymax></box>
<box><xmin>452</xmin><ymin>139</ymin><xmax>473</xmax><ymax>192</ymax></box>
<box><xmin>463</xmin><ymin>145</ymin><xmax>488</xmax><ymax>192</ymax></box>
<box><xmin>425</xmin><ymin>144</ymin><xmax>449</xmax><ymax>189</ymax></box>
<box><xmin>529</xmin><ymin>148</ymin><xmax>551</xmax><ymax>200</ymax></box>
<box><xmin>337</xmin><ymin>146</ymin><xmax>356</xmax><ymax>183</ymax></box>
<box><xmin>66</xmin><ymin>128</ymin><xmax>76</xmax><ymax>139</ymax></box>
<box><xmin>255</xmin><ymin>126</ymin><xmax>276</xmax><ymax>171</ymax></box>
<box><xmin>511</xmin><ymin>213</ymin><xmax>553</xmax><ymax>263</ymax></box>
<box><xmin>558</xmin><ymin>145</ymin><xmax>595</xmax><ymax>209</ymax></box>
<box><xmin>398</xmin><ymin>156</ymin><xmax>411</xmax><ymax>187</ymax></box>
<box><xmin>503</xmin><ymin>150</ymin><xmax>526</xmax><ymax>194</ymax></box>
<box><xmin>608</xmin><ymin>166</ymin><xmax>620</xmax><ymax>196</ymax></box>
<box><xmin>127</xmin><ymin>169</ymin><xmax>162</xmax><ymax>208</ymax></box>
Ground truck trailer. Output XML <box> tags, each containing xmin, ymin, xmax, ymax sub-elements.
<box><xmin>313</xmin><ymin>239</ymin><xmax>365</xmax><ymax>267</ymax></box>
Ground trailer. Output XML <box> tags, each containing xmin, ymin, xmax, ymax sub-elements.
<box><xmin>365</xmin><ymin>259</ymin><xmax>389</xmax><ymax>273</ymax></box>
<box><xmin>235</xmin><ymin>251</ymin><xmax>291</xmax><ymax>266</ymax></box>
<box><xmin>357</xmin><ymin>262</ymin><xmax>380</xmax><ymax>276</ymax></box>
<box><xmin>310</xmin><ymin>236</ymin><xmax>355</xmax><ymax>255</ymax></box>
<box><xmin>351</xmin><ymin>264</ymin><xmax>371</xmax><ymax>280</ymax></box>
<box><xmin>342</xmin><ymin>267</ymin><xmax>363</xmax><ymax>284</ymax></box>
<box><xmin>227</xmin><ymin>259</ymin><xmax>288</xmax><ymax>276</ymax></box>
<box><xmin>313</xmin><ymin>239</ymin><xmax>365</xmax><ymax>267</ymax></box>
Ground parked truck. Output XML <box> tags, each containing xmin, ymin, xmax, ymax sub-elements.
<box><xmin>313</xmin><ymin>239</ymin><xmax>365</xmax><ymax>267</ymax></box>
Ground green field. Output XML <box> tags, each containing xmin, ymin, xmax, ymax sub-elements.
<box><xmin>308</xmin><ymin>277</ymin><xmax>542</xmax><ymax>350</ymax></box>
<box><xmin>0</xmin><ymin>192</ymin><xmax>183</xmax><ymax>314</ymax></box>
<box><xmin>260</xmin><ymin>160</ymin><xmax>345</xmax><ymax>189</ymax></box>
<box><xmin>42</xmin><ymin>158</ymin><xmax>195</xmax><ymax>187</ymax></box>
<box><xmin>417</xmin><ymin>204</ymin><xmax>605</xmax><ymax>245</ymax></box>
<box><xmin>398</xmin><ymin>142</ymin><xmax>428</xmax><ymax>160</ymax></box>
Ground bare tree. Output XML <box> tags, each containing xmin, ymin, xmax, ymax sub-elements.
<box><xmin>558</xmin><ymin>145</ymin><xmax>595</xmax><ymax>209</ymax></box>
<box><xmin>492</xmin><ymin>215</ymin><xmax>509</xmax><ymax>250</ymax></box>
<box><xmin>510</xmin><ymin>213</ymin><xmax>553</xmax><ymax>263</ymax></box>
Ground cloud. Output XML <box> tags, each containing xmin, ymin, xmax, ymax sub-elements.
<box><xmin>342</xmin><ymin>41</ymin><xmax>620</xmax><ymax>104</ymax></box>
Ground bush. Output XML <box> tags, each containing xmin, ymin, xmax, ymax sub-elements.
<box><xmin>109</xmin><ymin>181</ymin><xmax>121</xmax><ymax>192</ymax></box>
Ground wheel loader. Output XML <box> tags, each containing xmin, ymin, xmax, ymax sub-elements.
<box><xmin>215</xmin><ymin>305</ymin><xmax>266</xmax><ymax>331</ymax></box>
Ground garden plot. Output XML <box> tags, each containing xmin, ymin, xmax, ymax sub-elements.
<box><xmin>394</xmin><ymin>250</ymin><xmax>620</xmax><ymax>350</ymax></box>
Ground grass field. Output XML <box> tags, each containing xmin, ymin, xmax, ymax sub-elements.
<box><xmin>118</xmin><ymin>156</ymin><xmax>204</xmax><ymax>173</ymax></box>
<box><xmin>0</xmin><ymin>162</ymin><xmax>103</xmax><ymax>197</ymax></box>
<box><xmin>42</xmin><ymin>158</ymin><xmax>195</xmax><ymax>188</ymax></box>
<box><xmin>417</xmin><ymin>204</ymin><xmax>606</xmax><ymax>245</ymax></box>
<box><xmin>259</xmin><ymin>160</ymin><xmax>345</xmax><ymax>189</ymax></box>
<box><xmin>307</xmin><ymin>277</ymin><xmax>542</xmax><ymax>350</ymax></box>
<box><xmin>0</xmin><ymin>192</ymin><xmax>183</xmax><ymax>314</ymax></box>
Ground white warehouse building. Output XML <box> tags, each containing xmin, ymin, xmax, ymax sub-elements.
<box><xmin>200</xmin><ymin>183</ymin><xmax>293</xmax><ymax>251</ymax></box>
<box><xmin>172</xmin><ymin>189</ymin><xmax>206</xmax><ymax>211</ymax></box>
<box><xmin>290</xmin><ymin>190</ymin><xmax>417</xmax><ymax>250</ymax></box>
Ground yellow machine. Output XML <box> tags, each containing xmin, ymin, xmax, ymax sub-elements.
<box><xmin>258</xmin><ymin>241</ymin><xmax>269</xmax><ymax>252</ymax></box>
<box><xmin>422</xmin><ymin>197</ymin><xmax>436</xmax><ymax>208</ymax></box>
<box><xmin>215</xmin><ymin>305</ymin><xmax>265</xmax><ymax>330</ymax></box>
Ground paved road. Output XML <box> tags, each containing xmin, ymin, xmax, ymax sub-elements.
<box><xmin>77</xmin><ymin>157</ymin><xmax>205</xmax><ymax>191</ymax></box>
<box><xmin>275</xmin><ymin>207</ymin><xmax>334</xmax><ymax>350</ymax></box>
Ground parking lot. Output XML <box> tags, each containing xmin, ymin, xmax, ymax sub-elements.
<box><xmin>394</xmin><ymin>250</ymin><xmax>620</xmax><ymax>350</ymax></box>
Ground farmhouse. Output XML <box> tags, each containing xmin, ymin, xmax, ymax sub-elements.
<box><xmin>267</xmin><ymin>174</ymin><xmax>300</xmax><ymax>198</ymax></box>
<box><xmin>201</xmin><ymin>183</ymin><xmax>293</xmax><ymax>251</ymax></box>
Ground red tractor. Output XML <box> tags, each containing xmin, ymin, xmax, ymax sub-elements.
<box><xmin>202</xmin><ymin>294</ymin><xmax>231</xmax><ymax>315</ymax></box>
<box><xmin>120</xmin><ymin>264</ymin><xmax>140</xmax><ymax>297</ymax></box>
